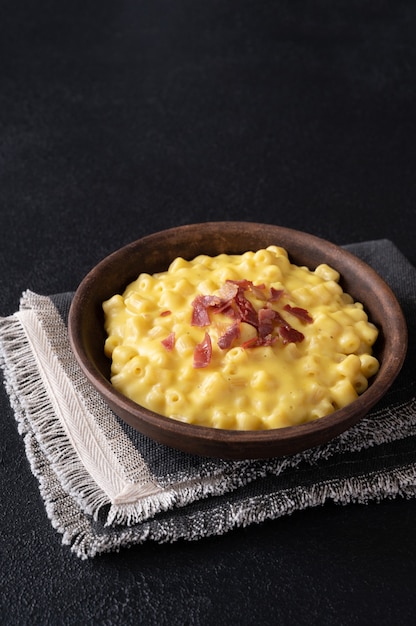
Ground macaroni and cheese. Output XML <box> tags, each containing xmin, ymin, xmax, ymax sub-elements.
<box><xmin>103</xmin><ymin>246</ymin><xmax>380</xmax><ymax>430</ymax></box>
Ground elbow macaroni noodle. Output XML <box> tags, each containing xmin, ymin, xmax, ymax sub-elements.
<box><xmin>103</xmin><ymin>246</ymin><xmax>380</xmax><ymax>430</ymax></box>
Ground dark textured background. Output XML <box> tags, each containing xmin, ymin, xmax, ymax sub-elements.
<box><xmin>1</xmin><ymin>1</ymin><xmax>416</xmax><ymax>624</ymax></box>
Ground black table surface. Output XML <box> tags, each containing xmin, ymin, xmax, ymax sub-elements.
<box><xmin>1</xmin><ymin>2</ymin><xmax>416</xmax><ymax>624</ymax></box>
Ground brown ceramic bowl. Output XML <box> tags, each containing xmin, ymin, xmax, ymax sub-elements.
<box><xmin>68</xmin><ymin>222</ymin><xmax>407</xmax><ymax>459</ymax></box>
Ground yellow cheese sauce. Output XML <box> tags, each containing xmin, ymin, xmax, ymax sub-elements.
<box><xmin>103</xmin><ymin>246</ymin><xmax>380</xmax><ymax>430</ymax></box>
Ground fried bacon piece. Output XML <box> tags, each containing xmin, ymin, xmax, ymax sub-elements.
<box><xmin>272</xmin><ymin>310</ymin><xmax>305</xmax><ymax>344</ymax></box>
<box><xmin>277</xmin><ymin>325</ymin><xmax>304</xmax><ymax>344</ymax></box>
<box><xmin>269</xmin><ymin>287</ymin><xmax>284</xmax><ymax>302</ymax></box>
<box><xmin>283</xmin><ymin>304</ymin><xmax>313</xmax><ymax>324</ymax></box>
<box><xmin>217</xmin><ymin>322</ymin><xmax>240</xmax><ymax>349</ymax></box>
<box><xmin>233</xmin><ymin>286</ymin><xmax>259</xmax><ymax>327</ymax></box>
<box><xmin>191</xmin><ymin>295</ymin><xmax>221</xmax><ymax>326</ymax></box>
<box><xmin>258</xmin><ymin>307</ymin><xmax>276</xmax><ymax>339</ymax></box>
<box><xmin>193</xmin><ymin>332</ymin><xmax>212</xmax><ymax>368</ymax></box>
<box><xmin>161</xmin><ymin>332</ymin><xmax>175</xmax><ymax>351</ymax></box>
<box><xmin>217</xmin><ymin>281</ymin><xmax>239</xmax><ymax>301</ymax></box>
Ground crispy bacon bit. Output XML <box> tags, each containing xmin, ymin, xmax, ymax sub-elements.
<box><xmin>161</xmin><ymin>332</ymin><xmax>175</xmax><ymax>351</ymax></box>
<box><xmin>217</xmin><ymin>322</ymin><xmax>240</xmax><ymax>349</ymax></box>
<box><xmin>233</xmin><ymin>287</ymin><xmax>259</xmax><ymax>327</ymax></box>
<box><xmin>271</xmin><ymin>310</ymin><xmax>304</xmax><ymax>344</ymax></box>
<box><xmin>217</xmin><ymin>281</ymin><xmax>239</xmax><ymax>301</ymax></box>
<box><xmin>258</xmin><ymin>307</ymin><xmax>276</xmax><ymax>339</ymax></box>
<box><xmin>278</xmin><ymin>325</ymin><xmax>304</xmax><ymax>344</ymax></box>
<box><xmin>191</xmin><ymin>295</ymin><xmax>221</xmax><ymax>326</ymax></box>
<box><xmin>269</xmin><ymin>287</ymin><xmax>284</xmax><ymax>302</ymax></box>
<box><xmin>249</xmin><ymin>283</ymin><xmax>267</xmax><ymax>300</ymax></box>
<box><xmin>267</xmin><ymin>310</ymin><xmax>304</xmax><ymax>344</ymax></box>
<box><xmin>193</xmin><ymin>332</ymin><xmax>212</xmax><ymax>368</ymax></box>
<box><xmin>160</xmin><ymin>310</ymin><xmax>171</xmax><ymax>317</ymax></box>
<box><xmin>283</xmin><ymin>304</ymin><xmax>313</xmax><ymax>323</ymax></box>
<box><xmin>191</xmin><ymin>297</ymin><xmax>209</xmax><ymax>326</ymax></box>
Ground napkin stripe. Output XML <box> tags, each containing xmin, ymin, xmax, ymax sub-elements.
<box><xmin>19</xmin><ymin>308</ymin><xmax>134</xmax><ymax>496</ymax></box>
<box><xmin>0</xmin><ymin>294</ymin><xmax>175</xmax><ymax>521</ymax></box>
<box><xmin>0</xmin><ymin>310</ymin><xmax>112</xmax><ymax>517</ymax></box>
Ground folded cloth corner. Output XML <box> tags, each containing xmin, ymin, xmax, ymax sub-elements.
<box><xmin>0</xmin><ymin>239</ymin><xmax>415</xmax><ymax>559</ymax></box>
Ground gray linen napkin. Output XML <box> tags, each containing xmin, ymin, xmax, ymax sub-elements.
<box><xmin>0</xmin><ymin>239</ymin><xmax>415</xmax><ymax>559</ymax></box>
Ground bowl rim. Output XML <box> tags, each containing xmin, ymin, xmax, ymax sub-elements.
<box><xmin>68</xmin><ymin>221</ymin><xmax>408</xmax><ymax>459</ymax></box>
